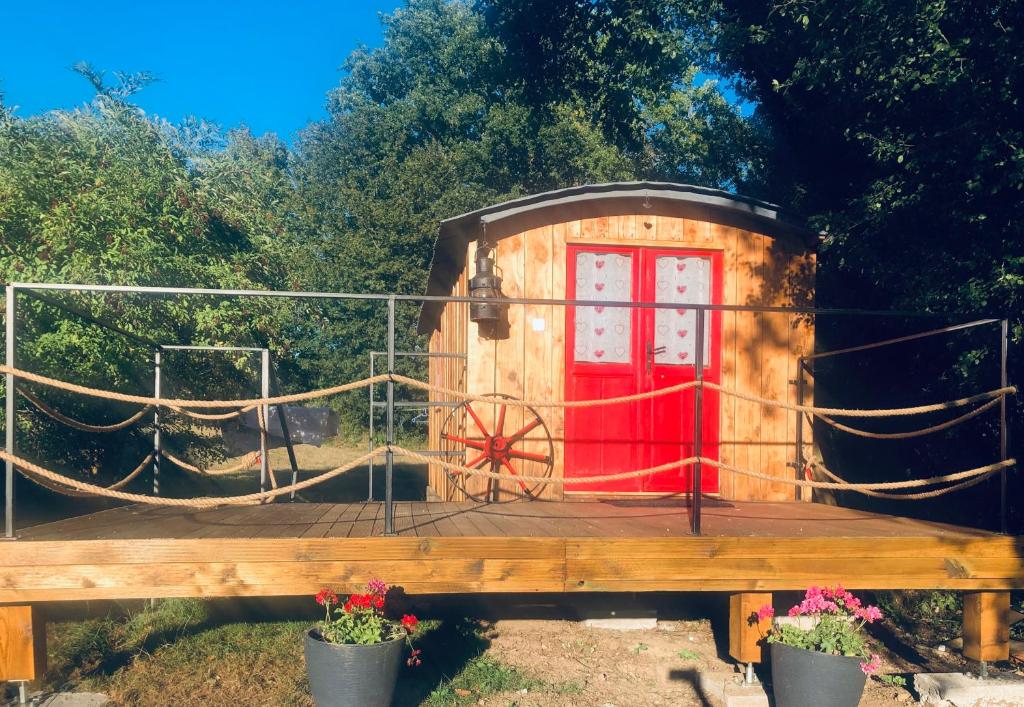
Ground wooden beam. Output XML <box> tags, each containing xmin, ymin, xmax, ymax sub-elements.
<box><xmin>962</xmin><ymin>591</ymin><xmax>1010</xmax><ymax>662</ymax></box>
<box><xmin>729</xmin><ymin>592</ymin><xmax>771</xmax><ymax>663</ymax></box>
<box><xmin>0</xmin><ymin>605</ymin><xmax>45</xmax><ymax>682</ymax></box>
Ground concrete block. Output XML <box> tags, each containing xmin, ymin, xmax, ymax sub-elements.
<box><xmin>915</xmin><ymin>672</ymin><xmax>1024</xmax><ymax>706</ymax></box>
<box><xmin>35</xmin><ymin>694</ymin><xmax>111</xmax><ymax>707</ymax></box>
<box><xmin>697</xmin><ymin>672</ymin><xmax>770</xmax><ymax>707</ymax></box>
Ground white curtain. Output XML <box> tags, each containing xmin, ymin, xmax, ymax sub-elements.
<box><xmin>573</xmin><ymin>251</ymin><xmax>632</xmax><ymax>363</ymax></box>
<box><xmin>653</xmin><ymin>256</ymin><xmax>711</xmax><ymax>366</ymax></box>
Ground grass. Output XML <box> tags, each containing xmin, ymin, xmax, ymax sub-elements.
<box><xmin>46</xmin><ymin>602</ymin><xmax>580</xmax><ymax>706</ymax></box>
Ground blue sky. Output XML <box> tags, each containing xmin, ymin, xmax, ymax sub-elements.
<box><xmin>0</xmin><ymin>1</ymin><xmax>402</xmax><ymax>140</ymax></box>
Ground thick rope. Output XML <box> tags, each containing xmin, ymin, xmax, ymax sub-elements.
<box><xmin>811</xmin><ymin>461</ymin><xmax>999</xmax><ymax>500</ymax></box>
<box><xmin>393</xmin><ymin>374</ymin><xmax>1015</xmax><ymax>418</ymax></box>
<box><xmin>701</xmin><ymin>381</ymin><xmax>1016</xmax><ymax>418</ymax></box>
<box><xmin>394</xmin><ymin>446</ymin><xmax>697</xmax><ymax>484</ymax></box>
<box><xmin>699</xmin><ymin>457</ymin><xmax>1015</xmax><ymax>491</ymax></box>
<box><xmin>21</xmin><ymin>452</ymin><xmax>155</xmax><ymax>498</ymax></box>
<box><xmin>2</xmin><ymin>448</ymin><xmax>385</xmax><ymax>507</ymax></box>
<box><xmin>256</xmin><ymin>405</ymin><xmax>280</xmax><ymax>489</ymax></box>
<box><xmin>1</xmin><ymin>365</ymin><xmax>1015</xmax><ymax>419</ymax></box>
<box><xmin>0</xmin><ymin>365</ymin><xmax>389</xmax><ymax>409</ymax></box>
<box><xmin>389</xmin><ymin>374</ymin><xmax>699</xmax><ymax>408</ymax></box>
<box><xmin>161</xmin><ymin>450</ymin><xmax>260</xmax><ymax>476</ymax></box>
<box><xmin>18</xmin><ymin>387</ymin><xmax>152</xmax><ymax>433</ymax></box>
<box><xmin>167</xmin><ymin>404</ymin><xmax>256</xmax><ymax>421</ymax></box>
<box><xmin>809</xmin><ymin>398</ymin><xmax>1001</xmax><ymax>439</ymax></box>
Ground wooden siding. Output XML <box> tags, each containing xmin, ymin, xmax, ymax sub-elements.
<box><xmin>428</xmin><ymin>212</ymin><xmax>815</xmax><ymax>501</ymax></box>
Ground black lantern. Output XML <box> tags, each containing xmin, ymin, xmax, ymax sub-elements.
<box><xmin>469</xmin><ymin>241</ymin><xmax>502</xmax><ymax>324</ymax></box>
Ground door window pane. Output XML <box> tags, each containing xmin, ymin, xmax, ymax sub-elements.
<box><xmin>573</xmin><ymin>251</ymin><xmax>631</xmax><ymax>363</ymax></box>
<box><xmin>653</xmin><ymin>256</ymin><xmax>711</xmax><ymax>366</ymax></box>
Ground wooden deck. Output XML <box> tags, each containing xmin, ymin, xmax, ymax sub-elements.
<box><xmin>2</xmin><ymin>501</ymin><xmax>1021</xmax><ymax>601</ymax></box>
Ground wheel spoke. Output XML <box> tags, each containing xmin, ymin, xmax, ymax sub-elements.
<box><xmin>508</xmin><ymin>448</ymin><xmax>551</xmax><ymax>463</ymax></box>
<box><xmin>501</xmin><ymin>458</ymin><xmax>531</xmax><ymax>493</ymax></box>
<box><xmin>495</xmin><ymin>403</ymin><xmax>507</xmax><ymax>436</ymax></box>
<box><xmin>440</xmin><ymin>433</ymin><xmax>486</xmax><ymax>450</ymax></box>
<box><xmin>507</xmin><ymin>416</ymin><xmax>542</xmax><ymax>443</ymax></box>
<box><xmin>465</xmin><ymin>451</ymin><xmax>490</xmax><ymax>469</ymax></box>
<box><xmin>464</xmin><ymin>402</ymin><xmax>490</xmax><ymax>437</ymax></box>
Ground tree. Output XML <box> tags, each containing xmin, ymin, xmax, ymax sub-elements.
<box><xmin>291</xmin><ymin>0</ymin><xmax>757</xmax><ymax>430</ymax></box>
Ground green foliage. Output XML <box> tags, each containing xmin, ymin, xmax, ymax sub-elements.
<box><xmin>768</xmin><ymin>614</ymin><xmax>868</xmax><ymax>659</ymax></box>
<box><xmin>878</xmin><ymin>674</ymin><xmax>908</xmax><ymax>688</ymax></box>
<box><xmin>676</xmin><ymin>647</ymin><xmax>702</xmax><ymax>660</ymax></box>
<box><xmin>874</xmin><ymin>590</ymin><xmax>962</xmax><ymax>642</ymax></box>
<box><xmin>424</xmin><ymin>655</ymin><xmax>543</xmax><ymax>706</ymax></box>
<box><xmin>48</xmin><ymin>599</ymin><xmax>209</xmax><ymax>680</ymax></box>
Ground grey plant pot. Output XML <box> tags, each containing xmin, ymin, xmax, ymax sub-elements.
<box><xmin>770</xmin><ymin>642</ymin><xmax>868</xmax><ymax>707</ymax></box>
<box><xmin>304</xmin><ymin>628</ymin><xmax>405</xmax><ymax>707</ymax></box>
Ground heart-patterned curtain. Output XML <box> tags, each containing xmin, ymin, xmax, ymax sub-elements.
<box><xmin>573</xmin><ymin>251</ymin><xmax>632</xmax><ymax>363</ymax></box>
<box><xmin>654</xmin><ymin>256</ymin><xmax>712</xmax><ymax>366</ymax></box>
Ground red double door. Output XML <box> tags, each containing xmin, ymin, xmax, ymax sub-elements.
<box><xmin>564</xmin><ymin>244</ymin><xmax>721</xmax><ymax>494</ymax></box>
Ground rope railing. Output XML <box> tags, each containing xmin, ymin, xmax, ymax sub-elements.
<box><xmin>1</xmin><ymin>445</ymin><xmax>1013</xmax><ymax>507</ymax></box>
<box><xmin>18</xmin><ymin>386</ymin><xmax>152</xmax><ymax>433</ymax></box>
<box><xmin>807</xmin><ymin>398</ymin><xmax>1002</xmax><ymax>440</ymax></box>
<box><xmin>1</xmin><ymin>364</ymin><xmax>1015</xmax><ymax>418</ymax></box>
<box><xmin>161</xmin><ymin>450</ymin><xmax>260</xmax><ymax>476</ymax></box>
<box><xmin>0</xmin><ymin>448</ymin><xmax>385</xmax><ymax>507</ymax></box>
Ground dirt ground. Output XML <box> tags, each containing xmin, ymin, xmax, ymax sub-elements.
<box><xmin>461</xmin><ymin>618</ymin><xmax>914</xmax><ymax>706</ymax></box>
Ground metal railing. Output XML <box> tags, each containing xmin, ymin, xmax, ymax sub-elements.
<box><xmin>1</xmin><ymin>281</ymin><xmax>1012</xmax><ymax>538</ymax></box>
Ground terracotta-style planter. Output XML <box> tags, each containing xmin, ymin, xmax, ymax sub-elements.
<box><xmin>304</xmin><ymin>628</ymin><xmax>405</xmax><ymax>707</ymax></box>
<box><xmin>770</xmin><ymin>642</ymin><xmax>868</xmax><ymax>707</ymax></box>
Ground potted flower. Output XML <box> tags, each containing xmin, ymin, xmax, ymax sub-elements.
<box><xmin>304</xmin><ymin>579</ymin><xmax>421</xmax><ymax>707</ymax></box>
<box><xmin>757</xmin><ymin>586</ymin><xmax>883</xmax><ymax>707</ymax></box>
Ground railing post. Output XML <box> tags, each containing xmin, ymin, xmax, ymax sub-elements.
<box><xmin>795</xmin><ymin>357</ymin><xmax>806</xmax><ymax>502</ymax></box>
<box><xmin>692</xmin><ymin>307</ymin><xmax>705</xmax><ymax>535</ymax></box>
<box><xmin>384</xmin><ymin>296</ymin><xmax>395</xmax><ymax>536</ymax></box>
<box><xmin>368</xmin><ymin>354</ymin><xmax>375</xmax><ymax>502</ymax></box>
<box><xmin>260</xmin><ymin>348</ymin><xmax>270</xmax><ymax>496</ymax></box>
<box><xmin>999</xmin><ymin>319</ymin><xmax>1009</xmax><ymax>535</ymax></box>
<box><xmin>5</xmin><ymin>284</ymin><xmax>16</xmax><ymax>538</ymax></box>
<box><xmin>152</xmin><ymin>348</ymin><xmax>161</xmax><ymax>496</ymax></box>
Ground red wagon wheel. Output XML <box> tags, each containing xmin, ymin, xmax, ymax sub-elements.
<box><xmin>439</xmin><ymin>393</ymin><xmax>554</xmax><ymax>502</ymax></box>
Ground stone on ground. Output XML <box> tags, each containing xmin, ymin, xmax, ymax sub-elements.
<box><xmin>697</xmin><ymin>671</ymin><xmax>770</xmax><ymax>707</ymax></box>
<box><xmin>915</xmin><ymin>672</ymin><xmax>1024</xmax><ymax>706</ymax></box>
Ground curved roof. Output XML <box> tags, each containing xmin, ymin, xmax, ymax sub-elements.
<box><xmin>418</xmin><ymin>181</ymin><xmax>815</xmax><ymax>333</ymax></box>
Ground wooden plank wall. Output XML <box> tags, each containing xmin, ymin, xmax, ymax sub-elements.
<box><xmin>428</xmin><ymin>213</ymin><xmax>816</xmax><ymax>502</ymax></box>
<box><xmin>428</xmin><ymin>268</ymin><xmax>468</xmax><ymax>498</ymax></box>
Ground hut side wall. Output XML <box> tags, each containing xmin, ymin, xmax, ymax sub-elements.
<box><xmin>428</xmin><ymin>212</ymin><xmax>815</xmax><ymax>502</ymax></box>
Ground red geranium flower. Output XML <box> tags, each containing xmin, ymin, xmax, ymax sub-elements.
<box><xmin>401</xmin><ymin>614</ymin><xmax>419</xmax><ymax>631</ymax></box>
<box><xmin>315</xmin><ymin>588</ymin><xmax>338</xmax><ymax>607</ymax></box>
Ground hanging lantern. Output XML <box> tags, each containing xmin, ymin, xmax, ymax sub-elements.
<box><xmin>469</xmin><ymin>241</ymin><xmax>502</xmax><ymax>324</ymax></box>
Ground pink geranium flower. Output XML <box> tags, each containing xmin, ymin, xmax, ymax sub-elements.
<box><xmin>860</xmin><ymin>654</ymin><xmax>882</xmax><ymax>674</ymax></box>
<box><xmin>756</xmin><ymin>605</ymin><xmax>775</xmax><ymax>622</ymax></box>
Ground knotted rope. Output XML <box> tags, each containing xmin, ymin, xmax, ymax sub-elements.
<box><xmin>1</xmin><ymin>448</ymin><xmax>385</xmax><ymax>507</ymax></box>
<box><xmin>0</xmin><ymin>365</ymin><xmax>1014</xmax><ymax>419</ymax></box>
<box><xmin>807</xmin><ymin>398</ymin><xmax>1001</xmax><ymax>439</ymax></box>
<box><xmin>18</xmin><ymin>452</ymin><xmax>155</xmax><ymax>498</ymax></box>
<box><xmin>161</xmin><ymin>450</ymin><xmax>260</xmax><ymax>476</ymax></box>
<box><xmin>0</xmin><ymin>365</ymin><xmax>388</xmax><ymax>408</ymax></box>
<box><xmin>18</xmin><ymin>386</ymin><xmax>152</xmax><ymax>433</ymax></box>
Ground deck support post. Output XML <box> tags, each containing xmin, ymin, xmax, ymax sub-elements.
<box><xmin>0</xmin><ymin>605</ymin><xmax>46</xmax><ymax>683</ymax></box>
<box><xmin>729</xmin><ymin>592</ymin><xmax>771</xmax><ymax>665</ymax></box>
<box><xmin>962</xmin><ymin>590</ymin><xmax>1010</xmax><ymax>663</ymax></box>
<box><xmin>4</xmin><ymin>284</ymin><xmax>16</xmax><ymax>538</ymax></box>
<box><xmin>384</xmin><ymin>296</ymin><xmax>395</xmax><ymax>536</ymax></box>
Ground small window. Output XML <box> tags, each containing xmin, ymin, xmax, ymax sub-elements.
<box><xmin>653</xmin><ymin>256</ymin><xmax>711</xmax><ymax>366</ymax></box>
<box><xmin>573</xmin><ymin>251</ymin><xmax>631</xmax><ymax>363</ymax></box>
